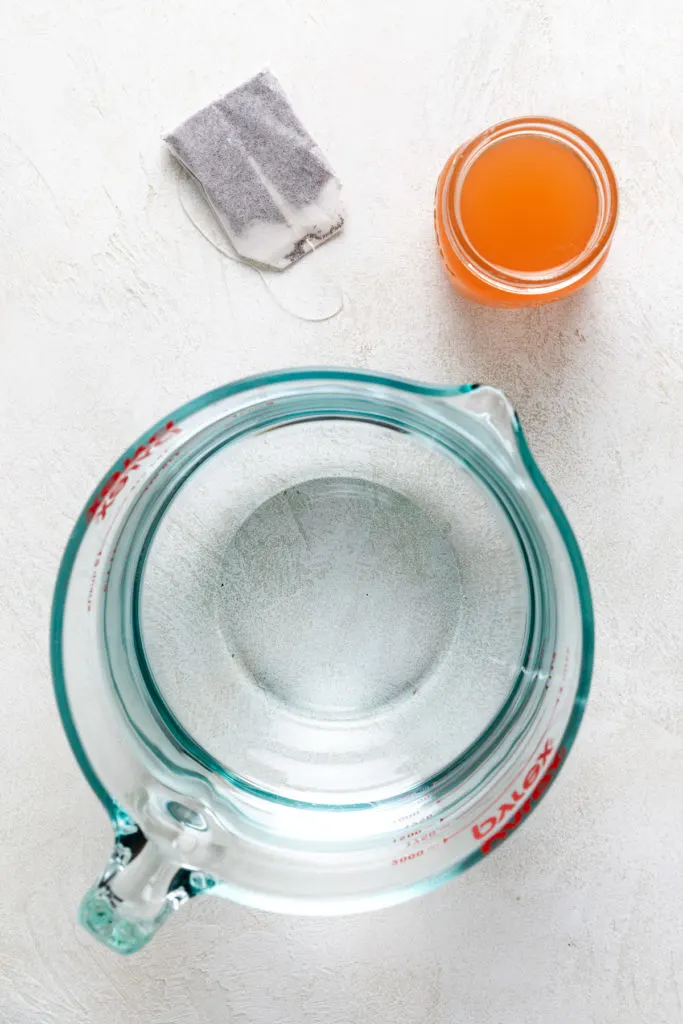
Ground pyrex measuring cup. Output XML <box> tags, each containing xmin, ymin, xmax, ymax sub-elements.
<box><xmin>51</xmin><ymin>370</ymin><xmax>593</xmax><ymax>954</ymax></box>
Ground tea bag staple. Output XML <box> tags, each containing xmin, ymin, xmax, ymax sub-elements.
<box><xmin>164</xmin><ymin>70</ymin><xmax>344</xmax><ymax>271</ymax></box>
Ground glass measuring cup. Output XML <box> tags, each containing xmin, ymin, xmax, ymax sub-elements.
<box><xmin>50</xmin><ymin>370</ymin><xmax>593</xmax><ymax>954</ymax></box>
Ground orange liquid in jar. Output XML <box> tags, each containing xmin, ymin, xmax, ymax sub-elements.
<box><xmin>435</xmin><ymin>117</ymin><xmax>618</xmax><ymax>307</ymax></box>
<box><xmin>460</xmin><ymin>136</ymin><xmax>599</xmax><ymax>273</ymax></box>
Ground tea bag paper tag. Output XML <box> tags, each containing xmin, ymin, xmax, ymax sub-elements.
<box><xmin>175</xmin><ymin>163</ymin><xmax>344</xmax><ymax>321</ymax></box>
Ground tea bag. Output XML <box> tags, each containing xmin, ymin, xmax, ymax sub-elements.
<box><xmin>164</xmin><ymin>70</ymin><xmax>344</xmax><ymax>271</ymax></box>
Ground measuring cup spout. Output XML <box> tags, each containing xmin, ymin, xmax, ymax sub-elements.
<box><xmin>435</xmin><ymin>385</ymin><xmax>524</xmax><ymax>466</ymax></box>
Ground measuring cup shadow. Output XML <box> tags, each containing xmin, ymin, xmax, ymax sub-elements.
<box><xmin>181</xmin><ymin>844</ymin><xmax>566</xmax><ymax>1020</ymax></box>
<box><xmin>435</xmin><ymin>284</ymin><xmax>602</xmax><ymax>483</ymax></box>
<box><xmin>254</xmin><ymin>843</ymin><xmax>578</xmax><ymax>1015</ymax></box>
<box><xmin>439</xmin><ymin>288</ymin><xmax>593</xmax><ymax>395</ymax></box>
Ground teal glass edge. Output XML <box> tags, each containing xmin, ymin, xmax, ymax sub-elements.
<box><xmin>50</xmin><ymin>368</ymin><xmax>593</xmax><ymax>897</ymax></box>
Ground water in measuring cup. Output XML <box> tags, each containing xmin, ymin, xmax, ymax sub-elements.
<box><xmin>139</xmin><ymin>419</ymin><xmax>530</xmax><ymax>802</ymax></box>
<box><xmin>219</xmin><ymin>477</ymin><xmax>461</xmax><ymax>718</ymax></box>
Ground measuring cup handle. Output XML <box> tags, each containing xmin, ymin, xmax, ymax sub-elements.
<box><xmin>79</xmin><ymin>814</ymin><xmax>214</xmax><ymax>954</ymax></box>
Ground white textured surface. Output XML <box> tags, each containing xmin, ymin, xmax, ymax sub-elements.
<box><xmin>1</xmin><ymin>0</ymin><xmax>682</xmax><ymax>1021</ymax></box>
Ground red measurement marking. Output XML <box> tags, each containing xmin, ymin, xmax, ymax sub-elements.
<box><xmin>394</xmin><ymin>830</ymin><xmax>421</xmax><ymax>844</ymax></box>
<box><xmin>392</xmin><ymin>849</ymin><xmax>424</xmax><ymax>866</ymax></box>
<box><xmin>86</xmin><ymin>449</ymin><xmax>182</xmax><ymax>613</ymax></box>
<box><xmin>86</xmin><ymin>421</ymin><xmax>180</xmax><ymax>524</ymax></box>
<box><xmin>101</xmin><ymin>542</ymin><xmax>119</xmax><ymax>594</ymax></box>
<box><xmin>407</xmin><ymin>830</ymin><xmax>436</xmax><ymax>848</ymax></box>
<box><xmin>86</xmin><ymin>548</ymin><xmax>103</xmax><ymax>613</ymax></box>
<box><xmin>394</xmin><ymin>800</ymin><xmax>436</xmax><ymax>827</ymax></box>
<box><xmin>561</xmin><ymin>648</ymin><xmax>570</xmax><ymax>685</ymax></box>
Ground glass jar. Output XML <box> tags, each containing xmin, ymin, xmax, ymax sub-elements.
<box><xmin>435</xmin><ymin>116</ymin><xmax>618</xmax><ymax>308</ymax></box>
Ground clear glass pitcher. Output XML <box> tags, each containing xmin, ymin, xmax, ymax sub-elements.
<box><xmin>50</xmin><ymin>370</ymin><xmax>593</xmax><ymax>954</ymax></box>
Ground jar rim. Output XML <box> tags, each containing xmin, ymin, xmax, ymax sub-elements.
<box><xmin>439</xmin><ymin>116</ymin><xmax>619</xmax><ymax>296</ymax></box>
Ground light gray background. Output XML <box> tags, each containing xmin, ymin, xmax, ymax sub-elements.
<box><xmin>1</xmin><ymin>1</ymin><xmax>682</xmax><ymax>1021</ymax></box>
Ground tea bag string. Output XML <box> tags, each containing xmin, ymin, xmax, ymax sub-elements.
<box><xmin>176</xmin><ymin>173</ymin><xmax>344</xmax><ymax>323</ymax></box>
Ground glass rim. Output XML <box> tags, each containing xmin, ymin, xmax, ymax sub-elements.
<box><xmin>127</xmin><ymin>392</ymin><xmax>539</xmax><ymax>811</ymax></box>
<box><xmin>439</xmin><ymin>115</ymin><xmax>619</xmax><ymax>296</ymax></box>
